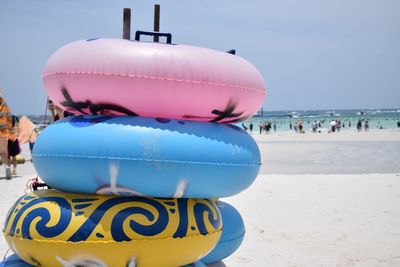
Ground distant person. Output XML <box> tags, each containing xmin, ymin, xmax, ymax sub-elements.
<box><xmin>48</xmin><ymin>100</ymin><xmax>59</xmax><ymax>121</ymax></box>
<box><xmin>8</xmin><ymin>116</ymin><xmax>20</xmax><ymax>176</ymax></box>
<box><xmin>241</xmin><ymin>123</ymin><xmax>248</xmax><ymax>131</ymax></box>
<box><xmin>273</xmin><ymin>122</ymin><xmax>277</xmax><ymax>132</ymax></box>
<box><xmin>289</xmin><ymin>122</ymin><xmax>293</xmax><ymax>130</ymax></box>
<box><xmin>265</xmin><ymin>122</ymin><xmax>271</xmax><ymax>134</ymax></box>
<box><xmin>48</xmin><ymin>99</ymin><xmax>69</xmax><ymax>122</ymax></box>
<box><xmin>349</xmin><ymin>121</ymin><xmax>351</xmax><ymax>128</ymax></box>
<box><xmin>397</xmin><ymin>121</ymin><xmax>400</xmax><ymax>128</ymax></box>
<box><xmin>364</xmin><ymin>120</ymin><xmax>369</xmax><ymax>132</ymax></box>
<box><xmin>312</xmin><ymin>121</ymin><xmax>317</xmax><ymax>133</ymax></box>
<box><xmin>249</xmin><ymin>122</ymin><xmax>253</xmax><ymax>133</ymax></box>
<box><xmin>0</xmin><ymin>93</ymin><xmax>12</xmax><ymax>179</ymax></box>
<box><xmin>356</xmin><ymin>120</ymin><xmax>362</xmax><ymax>132</ymax></box>
<box><xmin>336</xmin><ymin>120</ymin><xmax>341</xmax><ymax>132</ymax></box>
<box><xmin>297</xmin><ymin>120</ymin><xmax>303</xmax><ymax>133</ymax></box>
<box><xmin>330</xmin><ymin>120</ymin><xmax>337</xmax><ymax>132</ymax></box>
<box><xmin>259</xmin><ymin>122</ymin><xmax>263</xmax><ymax>134</ymax></box>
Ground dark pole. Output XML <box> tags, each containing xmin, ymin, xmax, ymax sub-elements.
<box><xmin>153</xmin><ymin>4</ymin><xmax>160</xmax><ymax>42</ymax></box>
<box><xmin>123</xmin><ymin>8</ymin><xmax>131</xmax><ymax>40</ymax></box>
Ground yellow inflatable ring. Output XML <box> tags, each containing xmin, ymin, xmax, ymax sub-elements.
<box><xmin>3</xmin><ymin>189</ymin><xmax>222</xmax><ymax>267</ymax></box>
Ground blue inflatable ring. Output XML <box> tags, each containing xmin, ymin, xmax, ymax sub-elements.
<box><xmin>32</xmin><ymin>116</ymin><xmax>261</xmax><ymax>198</ymax></box>
<box><xmin>201</xmin><ymin>201</ymin><xmax>245</xmax><ymax>264</ymax></box>
<box><xmin>0</xmin><ymin>254</ymin><xmax>31</xmax><ymax>267</ymax></box>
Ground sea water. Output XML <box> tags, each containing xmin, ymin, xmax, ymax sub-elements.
<box><xmin>241</xmin><ymin>109</ymin><xmax>400</xmax><ymax>132</ymax></box>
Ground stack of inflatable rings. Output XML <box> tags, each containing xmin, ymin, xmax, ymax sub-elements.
<box><xmin>1</xmin><ymin>38</ymin><xmax>265</xmax><ymax>266</ymax></box>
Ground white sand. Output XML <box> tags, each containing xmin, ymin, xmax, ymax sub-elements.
<box><xmin>222</xmin><ymin>174</ymin><xmax>400</xmax><ymax>266</ymax></box>
<box><xmin>1</xmin><ymin>130</ymin><xmax>400</xmax><ymax>266</ymax></box>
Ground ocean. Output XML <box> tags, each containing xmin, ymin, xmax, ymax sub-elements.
<box><xmin>242</xmin><ymin>109</ymin><xmax>400</xmax><ymax>132</ymax></box>
<box><xmin>26</xmin><ymin>108</ymin><xmax>400</xmax><ymax>133</ymax></box>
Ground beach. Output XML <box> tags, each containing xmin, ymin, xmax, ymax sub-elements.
<box><xmin>2</xmin><ymin>0</ymin><xmax>399</xmax><ymax>266</ymax></box>
<box><xmin>256</xmin><ymin>129</ymin><xmax>400</xmax><ymax>174</ymax></box>
<box><xmin>1</xmin><ymin>129</ymin><xmax>400</xmax><ymax>266</ymax></box>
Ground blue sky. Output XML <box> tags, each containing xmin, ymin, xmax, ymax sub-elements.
<box><xmin>0</xmin><ymin>0</ymin><xmax>399</xmax><ymax>115</ymax></box>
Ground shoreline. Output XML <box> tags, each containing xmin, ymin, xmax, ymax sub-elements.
<box><xmin>254</xmin><ymin>129</ymin><xmax>400</xmax><ymax>175</ymax></box>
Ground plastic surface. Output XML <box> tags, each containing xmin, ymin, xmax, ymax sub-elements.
<box><xmin>202</xmin><ymin>201</ymin><xmax>245</xmax><ymax>264</ymax></box>
<box><xmin>183</xmin><ymin>261</ymin><xmax>207</xmax><ymax>267</ymax></box>
<box><xmin>0</xmin><ymin>254</ymin><xmax>210</xmax><ymax>267</ymax></box>
<box><xmin>43</xmin><ymin>38</ymin><xmax>266</xmax><ymax>123</ymax></box>
<box><xmin>32</xmin><ymin>116</ymin><xmax>261</xmax><ymax>198</ymax></box>
<box><xmin>3</xmin><ymin>189</ymin><xmax>222</xmax><ymax>267</ymax></box>
<box><xmin>0</xmin><ymin>254</ymin><xmax>31</xmax><ymax>267</ymax></box>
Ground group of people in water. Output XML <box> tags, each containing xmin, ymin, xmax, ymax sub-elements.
<box><xmin>242</xmin><ymin>118</ymin><xmax>398</xmax><ymax>134</ymax></box>
<box><xmin>242</xmin><ymin>121</ymin><xmax>278</xmax><ymax>134</ymax></box>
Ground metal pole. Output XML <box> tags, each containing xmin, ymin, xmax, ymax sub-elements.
<box><xmin>123</xmin><ymin>8</ymin><xmax>131</xmax><ymax>40</ymax></box>
<box><xmin>153</xmin><ymin>4</ymin><xmax>160</xmax><ymax>42</ymax></box>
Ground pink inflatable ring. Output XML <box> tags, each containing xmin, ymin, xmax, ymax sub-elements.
<box><xmin>43</xmin><ymin>37</ymin><xmax>266</xmax><ymax>123</ymax></box>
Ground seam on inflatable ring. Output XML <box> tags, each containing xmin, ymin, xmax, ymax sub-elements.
<box><xmin>3</xmin><ymin>229</ymin><xmax>222</xmax><ymax>243</ymax></box>
<box><xmin>42</xmin><ymin>71</ymin><xmax>266</xmax><ymax>95</ymax></box>
<box><xmin>32</xmin><ymin>154</ymin><xmax>261</xmax><ymax>167</ymax></box>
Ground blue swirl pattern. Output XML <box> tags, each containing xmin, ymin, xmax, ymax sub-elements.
<box><xmin>194</xmin><ymin>200</ymin><xmax>221</xmax><ymax>235</ymax></box>
<box><xmin>7</xmin><ymin>196</ymin><xmax>71</xmax><ymax>239</ymax></box>
<box><xmin>3</xmin><ymin>191</ymin><xmax>221</xmax><ymax>243</ymax></box>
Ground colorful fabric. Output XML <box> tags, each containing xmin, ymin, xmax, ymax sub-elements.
<box><xmin>0</xmin><ymin>97</ymin><xmax>12</xmax><ymax>138</ymax></box>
